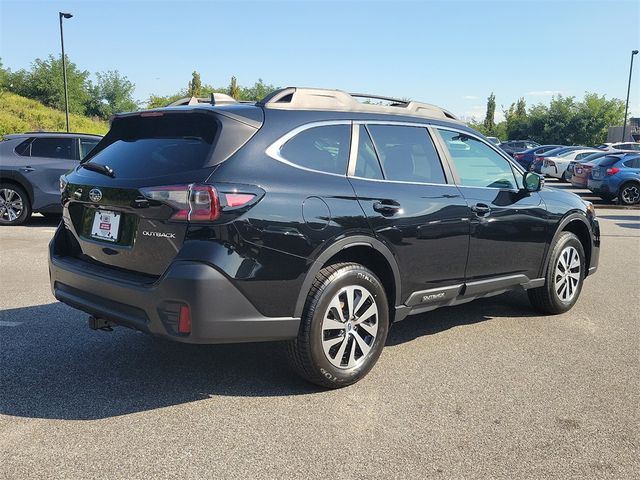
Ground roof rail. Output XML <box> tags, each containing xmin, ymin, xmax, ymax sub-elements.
<box><xmin>167</xmin><ymin>93</ymin><xmax>237</xmax><ymax>107</ymax></box>
<box><xmin>258</xmin><ymin>87</ymin><xmax>460</xmax><ymax>122</ymax></box>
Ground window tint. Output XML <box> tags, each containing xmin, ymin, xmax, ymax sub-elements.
<box><xmin>437</xmin><ymin>129</ymin><xmax>518</xmax><ymax>189</ymax></box>
<box><xmin>80</xmin><ymin>138</ymin><xmax>100</xmax><ymax>160</ymax></box>
<box><xmin>30</xmin><ymin>137</ymin><xmax>75</xmax><ymax>160</ymax></box>
<box><xmin>623</xmin><ymin>158</ymin><xmax>640</xmax><ymax>168</ymax></box>
<box><xmin>367</xmin><ymin>125</ymin><xmax>446</xmax><ymax>184</ymax></box>
<box><xmin>15</xmin><ymin>139</ymin><xmax>32</xmax><ymax>156</ymax></box>
<box><xmin>280</xmin><ymin>124</ymin><xmax>350</xmax><ymax>175</ymax></box>
<box><xmin>86</xmin><ymin>113</ymin><xmax>218</xmax><ymax>179</ymax></box>
<box><xmin>354</xmin><ymin>126</ymin><xmax>383</xmax><ymax>179</ymax></box>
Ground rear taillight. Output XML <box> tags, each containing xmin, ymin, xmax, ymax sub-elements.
<box><xmin>606</xmin><ymin>167</ymin><xmax>620</xmax><ymax>176</ymax></box>
<box><xmin>140</xmin><ymin>184</ymin><xmax>256</xmax><ymax>222</ymax></box>
<box><xmin>534</xmin><ymin>156</ymin><xmax>544</xmax><ymax>163</ymax></box>
<box><xmin>515</xmin><ymin>153</ymin><xmax>524</xmax><ymax>160</ymax></box>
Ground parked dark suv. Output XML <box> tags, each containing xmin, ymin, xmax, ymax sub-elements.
<box><xmin>49</xmin><ymin>88</ymin><xmax>600</xmax><ymax>388</ymax></box>
<box><xmin>0</xmin><ymin>132</ymin><xmax>102</xmax><ymax>225</ymax></box>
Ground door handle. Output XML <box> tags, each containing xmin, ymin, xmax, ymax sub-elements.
<box><xmin>20</xmin><ymin>166</ymin><xmax>35</xmax><ymax>173</ymax></box>
<box><xmin>373</xmin><ymin>201</ymin><xmax>401</xmax><ymax>216</ymax></box>
<box><xmin>471</xmin><ymin>203</ymin><xmax>491</xmax><ymax>216</ymax></box>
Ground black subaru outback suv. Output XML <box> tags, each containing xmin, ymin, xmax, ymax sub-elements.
<box><xmin>50</xmin><ymin>88</ymin><xmax>600</xmax><ymax>388</ymax></box>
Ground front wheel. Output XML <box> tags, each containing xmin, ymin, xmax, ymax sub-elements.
<box><xmin>528</xmin><ymin>232</ymin><xmax>585</xmax><ymax>314</ymax></box>
<box><xmin>619</xmin><ymin>182</ymin><xmax>640</xmax><ymax>205</ymax></box>
<box><xmin>286</xmin><ymin>262</ymin><xmax>389</xmax><ymax>388</ymax></box>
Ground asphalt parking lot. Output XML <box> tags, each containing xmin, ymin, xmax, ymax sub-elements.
<box><xmin>1</xmin><ymin>209</ymin><xmax>639</xmax><ymax>480</ymax></box>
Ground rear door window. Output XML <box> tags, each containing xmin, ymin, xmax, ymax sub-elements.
<box><xmin>279</xmin><ymin>124</ymin><xmax>351</xmax><ymax>175</ymax></box>
<box><xmin>366</xmin><ymin>125</ymin><xmax>446</xmax><ymax>184</ymax></box>
<box><xmin>30</xmin><ymin>137</ymin><xmax>76</xmax><ymax>160</ymax></box>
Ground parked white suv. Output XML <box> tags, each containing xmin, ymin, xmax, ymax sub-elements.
<box><xmin>540</xmin><ymin>149</ymin><xmax>602</xmax><ymax>181</ymax></box>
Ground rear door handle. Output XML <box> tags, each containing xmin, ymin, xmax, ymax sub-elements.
<box><xmin>20</xmin><ymin>166</ymin><xmax>35</xmax><ymax>173</ymax></box>
<box><xmin>471</xmin><ymin>203</ymin><xmax>491</xmax><ymax>216</ymax></box>
<box><xmin>373</xmin><ymin>201</ymin><xmax>401</xmax><ymax>216</ymax></box>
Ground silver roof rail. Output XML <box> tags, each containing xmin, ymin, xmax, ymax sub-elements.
<box><xmin>167</xmin><ymin>93</ymin><xmax>237</xmax><ymax>107</ymax></box>
<box><xmin>258</xmin><ymin>87</ymin><xmax>460</xmax><ymax>122</ymax></box>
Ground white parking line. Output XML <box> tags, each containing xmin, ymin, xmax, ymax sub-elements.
<box><xmin>0</xmin><ymin>321</ymin><xmax>22</xmax><ymax>327</ymax></box>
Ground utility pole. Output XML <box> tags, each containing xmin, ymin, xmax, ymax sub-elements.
<box><xmin>59</xmin><ymin>12</ymin><xmax>73</xmax><ymax>133</ymax></box>
<box><xmin>622</xmin><ymin>49</ymin><xmax>638</xmax><ymax>142</ymax></box>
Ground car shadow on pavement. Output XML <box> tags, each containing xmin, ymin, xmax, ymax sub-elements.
<box><xmin>0</xmin><ymin>291</ymin><xmax>539</xmax><ymax>420</ymax></box>
<box><xmin>22</xmin><ymin>215</ymin><xmax>61</xmax><ymax>227</ymax></box>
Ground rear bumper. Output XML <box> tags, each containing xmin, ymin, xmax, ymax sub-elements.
<box><xmin>48</xmin><ymin>236</ymin><xmax>300</xmax><ymax>344</ymax></box>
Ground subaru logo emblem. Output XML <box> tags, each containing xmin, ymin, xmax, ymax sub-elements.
<box><xmin>88</xmin><ymin>188</ymin><xmax>102</xmax><ymax>203</ymax></box>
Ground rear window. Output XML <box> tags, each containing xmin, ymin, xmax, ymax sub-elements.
<box><xmin>597</xmin><ymin>156</ymin><xmax>623</xmax><ymax>168</ymax></box>
<box><xmin>85</xmin><ymin>113</ymin><xmax>218</xmax><ymax>178</ymax></box>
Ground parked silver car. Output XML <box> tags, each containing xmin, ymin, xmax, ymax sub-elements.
<box><xmin>0</xmin><ymin>132</ymin><xmax>102</xmax><ymax>225</ymax></box>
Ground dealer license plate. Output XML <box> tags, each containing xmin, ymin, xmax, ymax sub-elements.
<box><xmin>90</xmin><ymin>210</ymin><xmax>121</xmax><ymax>242</ymax></box>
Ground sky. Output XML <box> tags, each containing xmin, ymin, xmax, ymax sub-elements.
<box><xmin>1</xmin><ymin>0</ymin><xmax>639</xmax><ymax>121</ymax></box>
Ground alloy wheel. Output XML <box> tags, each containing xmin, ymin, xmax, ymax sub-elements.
<box><xmin>621</xmin><ymin>185</ymin><xmax>640</xmax><ymax>204</ymax></box>
<box><xmin>554</xmin><ymin>246</ymin><xmax>581</xmax><ymax>302</ymax></box>
<box><xmin>321</xmin><ymin>285</ymin><xmax>379</xmax><ymax>369</ymax></box>
<box><xmin>0</xmin><ymin>188</ymin><xmax>24</xmax><ymax>223</ymax></box>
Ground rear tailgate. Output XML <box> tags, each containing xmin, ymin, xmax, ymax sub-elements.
<box><xmin>59</xmin><ymin>108</ymin><xmax>261</xmax><ymax>277</ymax></box>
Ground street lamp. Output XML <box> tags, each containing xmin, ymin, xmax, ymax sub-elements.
<box><xmin>622</xmin><ymin>49</ymin><xmax>639</xmax><ymax>142</ymax></box>
<box><xmin>59</xmin><ymin>12</ymin><xmax>73</xmax><ymax>133</ymax></box>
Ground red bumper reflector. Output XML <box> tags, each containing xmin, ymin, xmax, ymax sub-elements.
<box><xmin>178</xmin><ymin>305</ymin><xmax>191</xmax><ymax>334</ymax></box>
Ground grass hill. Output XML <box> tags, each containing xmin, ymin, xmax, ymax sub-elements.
<box><xmin>0</xmin><ymin>91</ymin><xmax>109</xmax><ymax>136</ymax></box>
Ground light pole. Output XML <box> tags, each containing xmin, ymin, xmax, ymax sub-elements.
<box><xmin>59</xmin><ymin>12</ymin><xmax>73</xmax><ymax>133</ymax></box>
<box><xmin>622</xmin><ymin>49</ymin><xmax>638</xmax><ymax>142</ymax></box>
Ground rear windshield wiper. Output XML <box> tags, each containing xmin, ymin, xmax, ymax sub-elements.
<box><xmin>79</xmin><ymin>162</ymin><xmax>115</xmax><ymax>178</ymax></box>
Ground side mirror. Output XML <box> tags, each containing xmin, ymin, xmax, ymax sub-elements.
<box><xmin>523</xmin><ymin>171</ymin><xmax>543</xmax><ymax>192</ymax></box>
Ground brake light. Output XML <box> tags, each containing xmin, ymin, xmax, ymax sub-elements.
<box><xmin>140</xmin><ymin>184</ymin><xmax>219</xmax><ymax>221</ymax></box>
<box><xmin>606</xmin><ymin>167</ymin><xmax>620</xmax><ymax>176</ymax></box>
<box><xmin>515</xmin><ymin>153</ymin><xmax>524</xmax><ymax>160</ymax></box>
<box><xmin>534</xmin><ymin>156</ymin><xmax>544</xmax><ymax>163</ymax></box>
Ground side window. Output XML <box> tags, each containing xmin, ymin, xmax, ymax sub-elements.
<box><xmin>623</xmin><ymin>158</ymin><xmax>640</xmax><ymax>168</ymax></box>
<box><xmin>354</xmin><ymin>126</ymin><xmax>383</xmax><ymax>180</ymax></box>
<box><xmin>279</xmin><ymin>124</ymin><xmax>350</xmax><ymax>175</ymax></box>
<box><xmin>80</xmin><ymin>138</ymin><xmax>100</xmax><ymax>160</ymax></box>
<box><xmin>15</xmin><ymin>138</ymin><xmax>32</xmax><ymax>156</ymax></box>
<box><xmin>575</xmin><ymin>152</ymin><xmax>590</xmax><ymax>160</ymax></box>
<box><xmin>367</xmin><ymin>125</ymin><xmax>446</xmax><ymax>184</ymax></box>
<box><xmin>30</xmin><ymin>137</ymin><xmax>75</xmax><ymax>160</ymax></box>
<box><xmin>437</xmin><ymin>129</ymin><xmax>518</xmax><ymax>190</ymax></box>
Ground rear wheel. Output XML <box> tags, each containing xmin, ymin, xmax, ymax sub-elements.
<box><xmin>561</xmin><ymin>171</ymin><xmax>570</xmax><ymax>182</ymax></box>
<box><xmin>619</xmin><ymin>182</ymin><xmax>640</xmax><ymax>205</ymax></box>
<box><xmin>287</xmin><ymin>262</ymin><xmax>389</xmax><ymax>388</ymax></box>
<box><xmin>528</xmin><ymin>232</ymin><xmax>585</xmax><ymax>314</ymax></box>
<box><xmin>0</xmin><ymin>183</ymin><xmax>31</xmax><ymax>226</ymax></box>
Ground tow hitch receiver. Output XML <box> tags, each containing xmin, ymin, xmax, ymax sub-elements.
<box><xmin>88</xmin><ymin>316</ymin><xmax>115</xmax><ymax>331</ymax></box>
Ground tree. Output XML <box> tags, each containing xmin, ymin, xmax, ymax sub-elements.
<box><xmin>188</xmin><ymin>71</ymin><xmax>202</xmax><ymax>97</ymax></box>
<box><xmin>504</xmin><ymin>97</ymin><xmax>528</xmax><ymax>140</ymax></box>
<box><xmin>483</xmin><ymin>93</ymin><xmax>496</xmax><ymax>134</ymax></box>
<box><xmin>240</xmin><ymin>78</ymin><xmax>277</xmax><ymax>101</ymax></box>
<box><xmin>85</xmin><ymin>70</ymin><xmax>137</xmax><ymax>118</ymax></box>
<box><xmin>0</xmin><ymin>58</ymin><xmax>8</xmax><ymax>91</ymax></box>
<box><xmin>228</xmin><ymin>76</ymin><xmax>240</xmax><ymax>100</ymax></box>
<box><xmin>9</xmin><ymin>55</ymin><xmax>90</xmax><ymax>114</ymax></box>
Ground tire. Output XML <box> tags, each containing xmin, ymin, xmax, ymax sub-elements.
<box><xmin>528</xmin><ymin>232</ymin><xmax>585</xmax><ymax>314</ymax></box>
<box><xmin>618</xmin><ymin>182</ymin><xmax>640</xmax><ymax>205</ymax></box>
<box><xmin>0</xmin><ymin>183</ymin><xmax>31</xmax><ymax>226</ymax></box>
<box><xmin>561</xmin><ymin>171</ymin><xmax>570</xmax><ymax>183</ymax></box>
<box><xmin>286</xmin><ymin>262</ymin><xmax>390</xmax><ymax>388</ymax></box>
<box><xmin>599</xmin><ymin>193</ymin><xmax>614</xmax><ymax>202</ymax></box>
